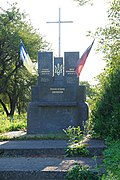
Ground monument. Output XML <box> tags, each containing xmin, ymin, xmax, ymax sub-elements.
<box><xmin>27</xmin><ymin>51</ymin><xmax>88</xmax><ymax>134</ymax></box>
<box><xmin>27</xmin><ymin>8</ymin><xmax>88</xmax><ymax>134</ymax></box>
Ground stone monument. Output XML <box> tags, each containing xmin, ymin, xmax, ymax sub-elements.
<box><xmin>27</xmin><ymin>51</ymin><xmax>88</xmax><ymax>134</ymax></box>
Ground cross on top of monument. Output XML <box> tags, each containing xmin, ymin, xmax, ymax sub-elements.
<box><xmin>46</xmin><ymin>8</ymin><xmax>73</xmax><ymax>57</ymax></box>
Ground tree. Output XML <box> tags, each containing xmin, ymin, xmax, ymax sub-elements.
<box><xmin>89</xmin><ymin>0</ymin><xmax>120</xmax><ymax>139</ymax></box>
<box><xmin>0</xmin><ymin>3</ymin><xmax>48</xmax><ymax>117</ymax></box>
<box><xmin>80</xmin><ymin>81</ymin><xmax>95</xmax><ymax>100</ymax></box>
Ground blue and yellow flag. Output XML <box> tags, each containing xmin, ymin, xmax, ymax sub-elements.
<box><xmin>20</xmin><ymin>40</ymin><xmax>37</xmax><ymax>75</ymax></box>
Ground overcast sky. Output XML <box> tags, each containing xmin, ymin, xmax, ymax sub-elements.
<box><xmin>0</xmin><ymin>0</ymin><xmax>109</xmax><ymax>83</ymax></box>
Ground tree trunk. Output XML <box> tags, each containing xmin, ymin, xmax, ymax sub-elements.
<box><xmin>0</xmin><ymin>99</ymin><xmax>10</xmax><ymax>116</ymax></box>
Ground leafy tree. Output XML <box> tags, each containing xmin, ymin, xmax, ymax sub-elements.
<box><xmin>80</xmin><ymin>81</ymin><xmax>95</xmax><ymax>99</ymax></box>
<box><xmin>89</xmin><ymin>0</ymin><xmax>120</xmax><ymax>139</ymax></box>
<box><xmin>0</xmin><ymin>3</ymin><xmax>48</xmax><ymax>117</ymax></box>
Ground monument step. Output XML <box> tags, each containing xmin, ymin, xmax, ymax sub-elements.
<box><xmin>0</xmin><ymin>156</ymin><xmax>105</xmax><ymax>180</ymax></box>
<box><xmin>0</xmin><ymin>140</ymin><xmax>67</xmax><ymax>157</ymax></box>
<box><xmin>0</xmin><ymin>139</ymin><xmax>106</xmax><ymax>157</ymax></box>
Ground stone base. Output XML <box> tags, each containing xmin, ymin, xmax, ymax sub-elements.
<box><xmin>27</xmin><ymin>102</ymin><xmax>88</xmax><ymax>134</ymax></box>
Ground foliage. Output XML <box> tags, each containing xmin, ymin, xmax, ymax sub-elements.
<box><xmin>80</xmin><ymin>81</ymin><xmax>95</xmax><ymax>99</ymax></box>
<box><xmin>63</xmin><ymin>126</ymin><xmax>90</xmax><ymax>157</ymax></box>
<box><xmin>102</xmin><ymin>140</ymin><xmax>120</xmax><ymax>180</ymax></box>
<box><xmin>66</xmin><ymin>163</ymin><xmax>99</xmax><ymax>180</ymax></box>
<box><xmin>0</xmin><ymin>3</ymin><xmax>48</xmax><ymax>116</ymax></box>
<box><xmin>88</xmin><ymin>0</ymin><xmax>120</xmax><ymax>140</ymax></box>
<box><xmin>66</xmin><ymin>143</ymin><xmax>89</xmax><ymax>157</ymax></box>
<box><xmin>63</xmin><ymin>126</ymin><xmax>83</xmax><ymax>144</ymax></box>
<box><xmin>0</xmin><ymin>113</ymin><xmax>27</xmax><ymax>133</ymax></box>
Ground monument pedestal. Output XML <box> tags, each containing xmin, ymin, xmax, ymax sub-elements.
<box><xmin>27</xmin><ymin>89</ymin><xmax>88</xmax><ymax>134</ymax></box>
<box><xmin>27</xmin><ymin>52</ymin><xmax>88</xmax><ymax>134</ymax></box>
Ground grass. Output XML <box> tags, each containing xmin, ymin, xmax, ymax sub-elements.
<box><xmin>0</xmin><ymin>113</ymin><xmax>26</xmax><ymax>141</ymax></box>
<box><xmin>0</xmin><ymin>133</ymin><xmax>67</xmax><ymax>141</ymax></box>
<box><xmin>0</xmin><ymin>113</ymin><xmax>27</xmax><ymax>133</ymax></box>
<box><xmin>17</xmin><ymin>133</ymin><xmax>67</xmax><ymax>140</ymax></box>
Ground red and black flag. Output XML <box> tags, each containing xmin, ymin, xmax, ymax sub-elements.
<box><xmin>75</xmin><ymin>39</ymin><xmax>95</xmax><ymax>77</ymax></box>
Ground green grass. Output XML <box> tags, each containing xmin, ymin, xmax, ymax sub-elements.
<box><xmin>0</xmin><ymin>113</ymin><xmax>27</xmax><ymax>133</ymax></box>
<box><xmin>17</xmin><ymin>133</ymin><xmax>67</xmax><ymax>140</ymax></box>
<box><xmin>0</xmin><ymin>133</ymin><xmax>67</xmax><ymax>141</ymax></box>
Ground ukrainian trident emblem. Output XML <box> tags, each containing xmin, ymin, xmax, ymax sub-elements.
<box><xmin>54</xmin><ymin>63</ymin><xmax>63</xmax><ymax>76</ymax></box>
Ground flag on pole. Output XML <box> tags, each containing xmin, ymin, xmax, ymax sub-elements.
<box><xmin>75</xmin><ymin>39</ymin><xmax>95</xmax><ymax>77</ymax></box>
<box><xmin>20</xmin><ymin>40</ymin><xmax>37</xmax><ymax>75</ymax></box>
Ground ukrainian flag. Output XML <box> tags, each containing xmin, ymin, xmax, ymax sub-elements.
<box><xmin>20</xmin><ymin>40</ymin><xmax>37</xmax><ymax>75</ymax></box>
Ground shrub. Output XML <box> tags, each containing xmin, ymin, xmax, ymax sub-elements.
<box><xmin>66</xmin><ymin>163</ymin><xmax>99</xmax><ymax>180</ymax></box>
<box><xmin>63</xmin><ymin>126</ymin><xmax>90</xmax><ymax>157</ymax></box>
<box><xmin>88</xmin><ymin>0</ymin><xmax>120</xmax><ymax>140</ymax></box>
<box><xmin>63</xmin><ymin>126</ymin><xmax>83</xmax><ymax>144</ymax></box>
<box><xmin>66</xmin><ymin>143</ymin><xmax>89</xmax><ymax>157</ymax></box>
<box><xmin>102</xmin><ymin>140</ymin><xmax>120</xmax><ymax>180</ymax></box>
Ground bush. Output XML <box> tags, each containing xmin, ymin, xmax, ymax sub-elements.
<box><xmin>88</xmin><ymin>0</ymin><xmax>120</xmax><ymax>140</ymax></box>
<box><xmin>89</xmin><ymin>67</ymin><xmax>120</xmax><ymax>140</ymax></box>
<box><xmin>63</xmin><ymin>126</ymin><xmax>90</xmax><ymax>157</ymax></box>
<box><xmin>102</xmin><ymin>140</ymin><xmax>120</xmax><ymax>180</ymax></box>
<box><xmin>63</xmin><ymin>126</ymin><xmax>83</xmax><ymax>144</ymax></box>
<box><xmin>66</xmin><ymin>143</ymin><xmax>89</xmax><ymax>157</ymax></box>
<box><xmin>66</xmin><ymin>163</ymin><xmax>99</xmax><ymax>180</ymax></box>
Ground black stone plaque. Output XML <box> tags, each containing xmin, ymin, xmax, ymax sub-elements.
<box><xmin>64</xmin><ymin>52</ymin><xmax>79</xmax><ymax>85</ymax></box>
<box><xmin>38</xmin><ymin>52</ymin><xmax>53</xmax><ymax>84</ymax></box>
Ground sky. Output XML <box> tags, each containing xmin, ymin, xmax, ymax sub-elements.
<box><xmin>0</xmin><ymin>0</ymin><xmax>109</xmax><ymax>83</ymax></box>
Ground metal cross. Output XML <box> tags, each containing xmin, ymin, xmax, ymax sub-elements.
<box><xmin>46</xmin><ymin>8</ymin><xmax>73</xmax><ymax>57</ymax></box>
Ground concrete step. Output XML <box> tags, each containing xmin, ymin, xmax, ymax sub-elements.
<box><xmin>82</xmin><ymin>138</ymin><xmax>107</xmax><ymax>156</ymax></box>
<box><xmin>0</xmin><ymin>156</ymin><xmax>105</xmax><ymax>180</ymax></box>
<box><xmin>0</xmin><ymin>139</ymin><xmax>106</xmax><ymax>157</ymax></box>
<box><xmin>0</xmin><ymin>137</ymin><xmax>106</xmax><ymax>180</ymax></box>
<box><xmin>0</xmin><ymin>140</ymin><xmax>67</xmax><ymax>157</ymax></box>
